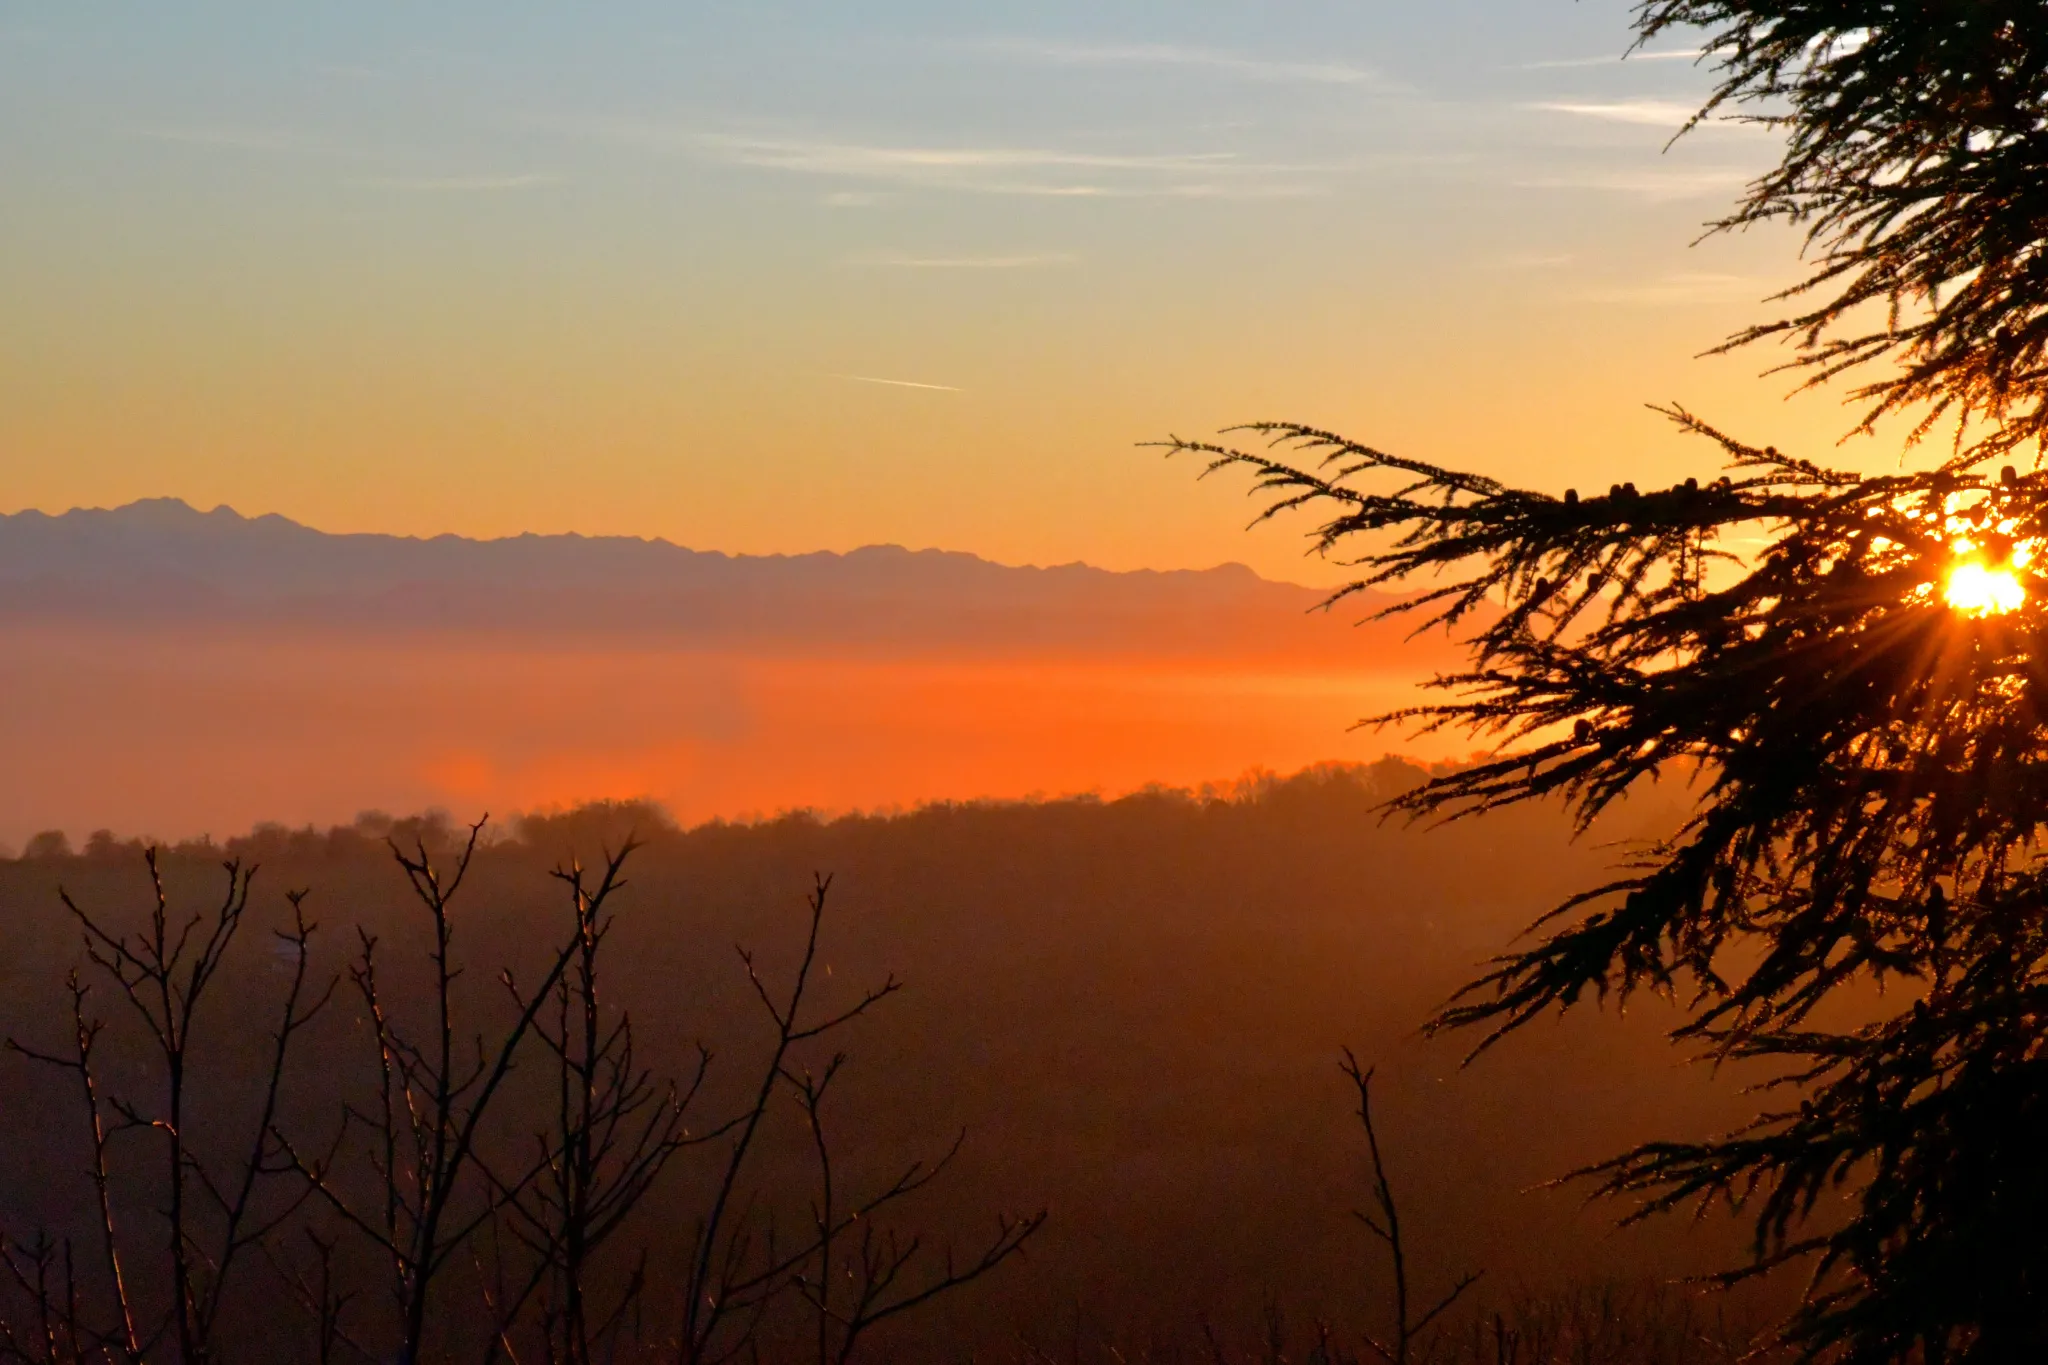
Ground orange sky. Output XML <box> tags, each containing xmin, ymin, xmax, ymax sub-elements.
<box><xmin>0</xmin><ymin>622</ymin><xmax>1476</xmax><ymax>847</ymax></box>
<box><xmin>0</xmin><ymin>4</ymin><xmax>1963</xmax><ymax>840</ymax></box>
<box><xmin>0</xmin><ymin>3</ymin><xmax>1941</xmax><ymax>587</ymax></box>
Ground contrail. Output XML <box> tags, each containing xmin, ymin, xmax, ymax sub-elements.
<box><xmin>831</xmin><ymin>373</ymin><xmax>963</xmax><ymax>392</ymax></box>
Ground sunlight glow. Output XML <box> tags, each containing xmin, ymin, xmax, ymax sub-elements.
<box><xmin>1944</xmin><ymin>561</ymin><xmax>2027</xmax><ymax>616</ymax></box>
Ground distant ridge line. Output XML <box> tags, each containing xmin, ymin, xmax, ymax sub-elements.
<box><xmin>0</xmin><ymin>497</ymin><xmax>1427</xmax><ymax>664</ymax></box>
<box><xmin>0</xmin><ymin>497</ymin><xmax>1286</xmax><ymax>585</ymax></box>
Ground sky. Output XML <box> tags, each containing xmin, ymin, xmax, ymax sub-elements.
<box><xmin>0</xmin><ymin>1</ymin><xmax>1881</xmax><ymax>583</ymax></box>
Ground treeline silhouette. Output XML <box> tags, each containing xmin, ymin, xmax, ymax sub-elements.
<box><xmin>0</xmin><ymin>762</ymin><xmax>1781</xmax><ymax>1361</ymax></box>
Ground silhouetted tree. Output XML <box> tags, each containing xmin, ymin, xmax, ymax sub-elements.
<box><xmin>1</xmin><ymin>855</ymin><xmax>328</xmax><ymax>1363</ymax></box>
<box><xmin>678</xmin><ymin>874</ymin><xmax>1043</xmax><ymax>1365</ymax></box>
<box><xmin>275</xmin><ymin>820</ymin><xmax>592</xmax><ymax>1363</ymax></box>
<box><xmin>1158</xmin><ymin>9</ymin><xmax>2048</xmax><ymax>1357</ymax></box>
<box><xmin>1164</xmin><ymin>415</ymin><xmax>2048</xmax><ymax>1360</ymax></box>
<box><xmin>1340</xmin><ymin>1052</ymin><xmax>1479</xmax><ymax>1365</ymax></box>
<box><xmin>476</xmin><ymin>844</ymin><xmax>709</xmax><ymax>1363</ymax></box>
<box><xmin>1639</xmin><ymin>1</ymin><xmax>2048</xmax><ymax>458</ymax></box>
<box><xmin>0</xmin><ymin>830</ymin><xmax>1040</xmax><ymax>1363</ymax></box>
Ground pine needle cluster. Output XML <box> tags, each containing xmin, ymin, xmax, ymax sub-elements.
<box><xmin>1639</xmin><ymin>0</ymin><xmax>2048</xmax><ymax>458</ymax></box>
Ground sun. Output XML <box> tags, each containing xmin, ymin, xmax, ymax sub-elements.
<box><xmin>1944</xmin><ymin>560</ymin><xmax>2027</xmax><ymax>616</ymax></box>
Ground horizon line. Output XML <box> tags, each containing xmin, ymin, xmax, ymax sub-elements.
<box><xmin>0</xmin><ymin>495</ymin><xmax>1302</xmax><ymax>583</ymax></box>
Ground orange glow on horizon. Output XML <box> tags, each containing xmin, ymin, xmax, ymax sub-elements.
<box><xmin>0</xmin><ymin>625</ymin><xmax>1466</xmax><ymax>847</ymax></box>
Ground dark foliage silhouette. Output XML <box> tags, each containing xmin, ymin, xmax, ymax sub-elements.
<box><xmin>0</xmin><ymin>827</ymin><xmax>1041</xmax><ymax>1362</ymax></box>
<box><xmin>3</xmin><ymin>770</ymin><xmax>1762</xmax><ymax>1360</ymax></box>
<box><xmin>1190</xmin><ymin>1051</ymin><xmax>1761</xmax><ymax>1365</ymax></box>
<box><xmin>670</xmin><ymin>873</ymin><xmax>1043</xmax><ymax>1365</ymax></box>
<box><xmin>1341</xmin><ymin>1052</ymin><xmax>1479</xmax><ymax>1365</ymax></box>
<box><xmin>1154</xmin><ymin>10</ymin><xmax>2048</xmax><ymax>1356</ymax></box>
<box><xmin>1164</xmin><ymin>416</ymin><xmax>2048</xmax><ymax>1358</ymax></box>
<box><xmin>272</xmin><ymin>819</ymin><xmax>596</xmax><ymax>1361</ymax></box>
<box><xmin>477</xmin><ymin>846</ymin><xmax>706</xmax><ymax>1362</ymax></box>
<box><xmin>1638</xmin><ymin>1</ymin><xmax>2048</xmax><ymax>458</ymax></box>
<box><xmin>1</xmin><ymin>854</ymin><xmax>328</xmax><ymax>1363</ymax></box>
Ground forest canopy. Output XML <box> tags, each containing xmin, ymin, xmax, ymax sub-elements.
<box><xmin>0</xmin><ymin>766</ymin><xmax>1746</xmax><ymax>1361</ymax></box>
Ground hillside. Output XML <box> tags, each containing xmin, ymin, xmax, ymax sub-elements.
<box><xmin>0</xmin><ymin>765</ymin><xmax>1764</xmax><ymax>1359</ymax></box>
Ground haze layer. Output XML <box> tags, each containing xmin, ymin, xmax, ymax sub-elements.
<box><xmin>0</xmin><ymin>500</ymin><xmax>1466</xmax><ymax>845</ymax></box>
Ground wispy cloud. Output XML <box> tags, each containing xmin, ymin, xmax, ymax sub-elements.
<box><xmin>851</xmin><ymin>252</ymin><xmax>1077</xmax><ymax>269</ymax></box>
<box><xmin>134</xmin><ymin>126</ymin><xmax>296</xmax><ymax>151</ymax></box>
<box><xmin>612</xmin><ymin>126</ymin><xmax>1336</xmax><ymax>199</ymax></box>
<box><xmin>972</xmin><ymin>38</ymin><xmax>1387</xmax><ymax>88</ymax></box>
<box><xmin>1512</xmin><ymin>166</ymin><xmax>1755</xmax><ymax>200</ymax></box>
<box><xmin>348</xmin><ymin>173</ymin><xmax>562</xmax><ymax>191</ymax></box>
<box><xmin>1157</xmin><ymin>182</ymin><xmax>1327</xmax><ymax>199</ymax></box>
<box><xmin>131</xmin><ymin>125</ymin><xmax>561</xmax><ymax>195</ymax></box>
<box><xmin>1573</xmin><ymin>271</ymin><xmax>1765</xmax><ymax>304</ymax></box>
<box><xmin>528</xmin><ymin>109</ymin><xmax>1349</xmax><ymax>198</ymax></box>
<box><xmin>1520</xmin><ymin>49</ymin><xmax>1706</xmax><ymax>70</ymax></box>
<box><xmin>700</xmin><ymin>134</ymin><xmax>1241</xmax><ymax>177</ymax></box>
<box><xmin>830</xmin><ymin>373</ymin><xmax>962</xmax><ymax>392</ymax></box>
<box><xmin>1528</xmin><ymin>99</ymin><xmax>1703</xmax><ymax>127</ymax></box>
<box><xmin>1527</xmin><ymin>100</ymin><xmax>1772</xmax><ymax>136</ymax></box>
<box><xmin>1481</xmin><ymin>250</ymin><xmax>1574</xmax><ymax>270</ymax></box>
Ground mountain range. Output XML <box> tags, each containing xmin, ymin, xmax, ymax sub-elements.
<box><xmin>0</xmin><ymin>499</ymin><xmax>1426</xmax><ymax>663</ymax></box>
